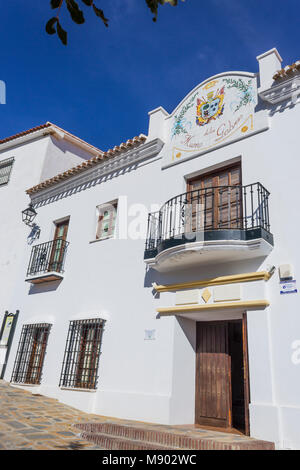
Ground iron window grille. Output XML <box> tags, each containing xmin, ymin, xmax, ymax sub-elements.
<box><xmin>0</xmin><ymin>157</ymin><xmax>14</xmax><ymax>186</ymax></box>
<box><xmin>11</xmin><ymin>323</ymin><xmax>52</xmax><ymax>385</ymax></box>
<box><xmin>59</xmin><ymin>318</ymin><xmax>105</xmax><ymax>390</ymax></box>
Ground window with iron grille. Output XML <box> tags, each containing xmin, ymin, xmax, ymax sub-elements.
<box><xmin>59</xmin><ymin>318</ymin><xmax>105</xmax><ymax>390</ymax></box>
<box><xmin>0</xmin><ymin>157</ymin><xmax>14</xmax><ymax>186</ymax></box>
<box><xmin>11</xmin><ymin>323</ymin><xmax>51</xmax><ymax>385</ymax></box>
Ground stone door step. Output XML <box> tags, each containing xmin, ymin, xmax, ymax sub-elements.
<box><xmin>80</xmin><ymin>431</ymin><xmax>177</xmax><ymax>450</ymax></box>
<box><xmin>74</xmin><ymin>420</ymin><xmax>275</xmax><ymax>450</ymax></box>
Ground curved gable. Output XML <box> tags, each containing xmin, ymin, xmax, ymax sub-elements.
<box><xmin>162</xmin><ymin>71</ymin><xmax>260</xmax><ymax>168</ymax></box>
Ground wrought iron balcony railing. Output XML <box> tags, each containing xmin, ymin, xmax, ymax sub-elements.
<box><xmin>27</xmin><ymin>239</ymin><xmax>69</xmax><ymax>277</ymax></box>
<box><xmin>144</xmin><ymin>182</ymin><xmax>273</xmax><ymax>259</ymax></box>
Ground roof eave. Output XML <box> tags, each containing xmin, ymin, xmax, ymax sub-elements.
<box><xmin>26</xmin><ymin>134</ymin><xmax>148</xmax><ymax>196</ymax></box>
<box><xmin>0</xmin><ymin>123</ymin><xmax>103</xmax><ymax>156</ymax></box>
<box><xmin>0</xmin><ymin>126</ymin><xmax>52</xmax><ymax>152</ymax></box>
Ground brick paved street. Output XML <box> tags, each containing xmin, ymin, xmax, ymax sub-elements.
<box><xmin>0</xmin><ymin>379</ymin><xmax>275</xmax><ymax>450</ymax></box>
<box><xmin>0</xmin><ymin>380</ymin><xmax>107</xmax><ymax>450</ymax></box>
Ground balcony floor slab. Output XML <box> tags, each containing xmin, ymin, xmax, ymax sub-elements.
<box><xmin>25</xmin><ymin>271</ymin><xmax>64</xmax><ymax>284</ymax></box>
<box><xmin>145</xmin><ymin>237</ymin><xmax>273</xmax><ymax>272</ymax></box>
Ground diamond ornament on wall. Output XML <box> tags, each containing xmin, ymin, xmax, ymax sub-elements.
<box><xmin>202</xmin><ymin>288</ymin><xmax>212</xmax><ymax>303</ymax></box>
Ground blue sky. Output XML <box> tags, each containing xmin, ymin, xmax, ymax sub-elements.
<box><xmin>0</xmin><ymin>0</ymin><xmax>299</xmax><ymax>150</ymax></box>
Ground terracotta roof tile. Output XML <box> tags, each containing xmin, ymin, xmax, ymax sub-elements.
<box><xmin>0</xmin><ymin>123</ymin><xmax>52</xmax><ymax>145</ymax></box>
<box><xmin>26</xmin><ymin>134</ymin><xmax>147</xmax><ymax>195</ymax></box>
<box><xmin>273</xmin><ymin>60</ymin><xmax>300</xmax><ymax>80</ymax></box>
<box><xmin>0</xmin><ymin>122</ymin><xmax>103</xmax><ymax>157</ymax></box>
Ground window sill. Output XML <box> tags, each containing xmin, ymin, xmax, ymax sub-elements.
<box><xmin>89</xmin><ymin>236</ymin><xmax>114</xmax><ymax>244</ymax></box>
<box><xmin>60</xmin><ymin>386</ymin><xmax>97</xmax><ymax>393</ymax></box>
<box><xmin>10</xmin><ymin>382</ymin><xmax>40</xmax><ymax>388</ymax></box>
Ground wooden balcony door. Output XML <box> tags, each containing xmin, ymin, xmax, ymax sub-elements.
<box><xmin>195</xmin><ymin>317</ymin><xmax>250</xmax><ymax>434</ymax></box>
<box><xmin>187</xmin><ymin>164</ymin><xmax>242</xmax><ymax>231</ymax></box>
<box><xmin>49</xmin><ymin>220</ymin><xmax>69</xmax><ymax>272</ymax></box>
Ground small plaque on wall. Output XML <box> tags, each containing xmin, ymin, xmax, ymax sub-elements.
<box><xmin>145</xmin><ymin>330</ymin><xmax>156</xmax><ymax>340</ymax></box>
<box><xmin>280</xmin><ymin>280</ymin><xmax>297</xmax><ymax>295</ymax></box>
<box><xmin>0</xmin><ymin>315</ymin><xmax>14</xmax><ymax>346</ymax></box>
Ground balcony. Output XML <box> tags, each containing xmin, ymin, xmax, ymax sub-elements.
<box><xmin>144</xmin><ymin>183</ymin><xmax>273</xmax><ymax>271</ymax></box>
<box><xmin>25</xmin><ymin>239</ymin><xmax>69</xmax><ymax>284</ymax></box>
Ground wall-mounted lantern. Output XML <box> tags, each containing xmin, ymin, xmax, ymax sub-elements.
<box><xmin>22</xmin><ymin>202</ymin><xmax>41</xmax><ymax>243</ymax></box>
<box><xmin>22</xmin><ymin>203</ymin><xmax>37</xmax><ymax>227</ymax></box>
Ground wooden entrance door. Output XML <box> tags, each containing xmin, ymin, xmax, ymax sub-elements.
<box><xmin>49</xmin><ymin>220</ymin><xmax>69</xmax><ymax>272</ymax></box>
<box><xmin>187</xmin><ymin>164</ymin><xmax>242</xmax><ymax>231</ymax></box>
<box><xmin>195</xmin><ymin>321</ymin><xmax>231</xmax><ymax>428</ymax></box>
<box><xmin>195</xmin><ymin>318</ymin><xmax>250</xmax><ymax>433</ymax></box>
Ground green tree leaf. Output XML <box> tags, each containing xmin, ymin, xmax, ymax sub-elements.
<box><xmin>57</xmin><ymin>20</ymin><xmax>68</xmax><ymax>45</ymax></box>
<box><xmin>66</xmin><ymin>0</ymin><xmax>85</xmax><ymax>24</ymax></box>
<box><xmin>46</xmin><ymin>17</ymin><xmax>58</xmax><ymax>35</ymax></box>
<box><xmin>46</xmin><ymin>0</ymin><xmax>184</xmax><ymax>45</ymax></box>
<box><xmin>146</xmin><ymin>0</ymin><xmax>179</xmax><ymax>21</ymax></box>
<box><xmin>50</xmin><ymin>0</ymin><xmax>61</xmax><ymax>9</ymax></box>
<box><xmin>92</xmin><ymin>4</ymin><xmax>109</xmax><ymax>27</ymax></box>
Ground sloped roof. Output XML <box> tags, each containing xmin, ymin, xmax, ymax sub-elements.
<box><xmin>0</xmin><ymin>123</ymin><xmax>52</xmax><ymax>145</ymax></box>
<box><xmin>26</xmin><ymin>134</ymin><xmax>147</xmax><ymax>195</ymax></box>
<box><xmin>0</xmin><ymin>122</ymin><xmax>103</xmax><ymax>155</ymax></box>
<box><xmin>273</xmin><ymin>61</ymin><xmax>300</xmax><ymax>80</ymax></box>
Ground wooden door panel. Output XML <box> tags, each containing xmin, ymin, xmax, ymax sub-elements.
<box><xmin>218</xmin><ymin>172</ymin><xmax>229</xmax><ymax>187</ymax></box>
<box><xmin>218</xmin><ymin>201</ymin><xmax>242</xmax><ymax>228</ymax></box>
<box><xmin>230</xmin><ymin>167</ymin><xmax>240</xmax><ymax>185</ymax></box>
<box><xmin>50</xmin><ymin>220</ymin><xmax>69</xmax><ymax>272</ymax></box>
<box><xmin>242</xmin><ymin>314</ymin><xmax>250</xmax><ymax>435</ymax></box>
<box><xmin>196</xmin><ymin>318</ymin><xmax>250</xmax><ymax>433</ymax></box>
<box><xmin>54</xmin><ymin>220</ymin><xmax>69</xmax><ymax>241</ymax></box>
<box><xmin>188</xmin><ymin>164</ymin><xmax>241</xmax><ymax>231</ymax></box>
<box><xmin>196</xmin><ymin>322</ymin><xmax>231</xmax><ymax>427</ymax></box>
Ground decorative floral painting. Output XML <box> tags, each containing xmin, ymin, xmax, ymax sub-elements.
<box><xmin>166</xmin><ymin>74</ymin><xmax>258</xmax><ymax>167</ymax></box>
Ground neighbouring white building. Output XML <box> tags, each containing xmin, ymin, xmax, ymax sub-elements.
<box><xmin>0</xmin><ymin>124</ymin><xmax>102</xmax><ymax>375</ymax></box>
<box><xmin>1</xmin><ymin>48</ymin><xmax>300</xmax><ymax>449</ymax></box>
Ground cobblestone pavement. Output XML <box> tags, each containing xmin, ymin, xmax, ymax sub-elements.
<box><xmin>0</xmin><ymin>380</ymin><xmax>107</xmax><ymax>450</ymax></box>
<box><xmin>0</xmin><ymin>380</ymin><xmax>274</xmax><ymax>451</ymax></box>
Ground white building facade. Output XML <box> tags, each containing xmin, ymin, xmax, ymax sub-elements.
<box><xmin>0</xmin><ymin>123</ymin><xmax>102</xmax><ymax>377</ymax></box>
<box><xmin>2</xmin><ymin>48</ymin><xmax>300</xmax><ymax>450</ymax></box>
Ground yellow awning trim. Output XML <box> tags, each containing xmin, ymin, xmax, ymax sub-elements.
<box><xmin>153</xmin><ymin>271</ymin><xmax>271</xmax><ymax>293</ymax></box>
<box><xmin>157</xmin><ymin>300</ymin><xmax>270</xmax><ymax>316</ymax></box>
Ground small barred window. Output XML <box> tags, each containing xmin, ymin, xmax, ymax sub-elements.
<box><xmin>59</xmin><ymin>318</ymin><xmax>105</xmax><ymax>390</ymax></box>
<box><xmin>11</xmin><ymin>323</ymin><xmax>51</xmax><ymax>385</ymax></box>
<box><xmin>0</xmin><ymin>157</ymin><xmax>14</xmax><ymax>186</ymax></box>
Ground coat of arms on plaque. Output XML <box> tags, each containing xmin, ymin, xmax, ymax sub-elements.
<box><xmin>196</xmin><ymin>87</ymin><xmax>225</xmax><ymax>127</ymax></box>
